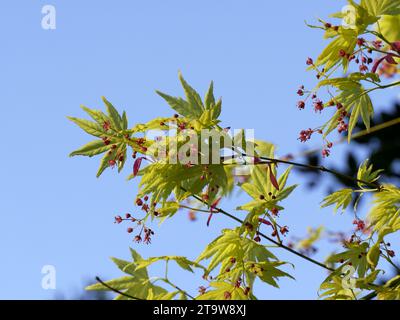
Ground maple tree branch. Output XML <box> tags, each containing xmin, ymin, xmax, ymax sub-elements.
<box><xmin>187</xmin><ymin>192</ymin><xmax>335</xmax><ymax>273</ymax></box>
<box><xmin>240</xmin><ymin>153</ymin><xmax>382</xmax><ymax>190</ymax></box>
<box><xmin>95</xmin><ymin>276</ymin><xmax>143</xmax><ymax>300</ymax></box>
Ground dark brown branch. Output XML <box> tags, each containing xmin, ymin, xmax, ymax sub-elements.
<box><xmin>242</xmin><ymin>153</ymin><xmax>382</xmax><ymax>190</ymax></box>
<box><xmin>188</xmin><ymin>192</ymin><xmax>335</xmax><ymax>272</ymax></box>
<box><xmin>95</xmin><ymin>276</ymin><xmax>143</xmax><ymax>300</ymax></box>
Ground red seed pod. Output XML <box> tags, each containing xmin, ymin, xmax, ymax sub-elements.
<box><xmin>103</xmin><ymin>121</ymin><xmax>111</xmax><ymax>131</ymax></box>
<box><xmin>108</xmin><ymin>159</ymin><xmax>116</xmax><ymax>168</ymax></box>
<box><xmin>271</xmin><ymin>207</ymin><xmax>279</xmax><ymax>216</ymax></box>
<box><xmin>136</xmin><ymin>198</ymin><xmax>143</xmax><ymax>206</ymax></box>
<box><xmin>391</xmin><ymin>41</ymin><xmax>400</xmax><ymax>53</ymax></box>
<box><xmin>127</xmin><ymin>227</ymin><xmax>133</xmax><ymax>233</ymax></box>
<box><xmin>224</xmin><ymin>291</ymin><xmax>232</xmax><ymax>300</ymax></box>
<box><xmin>188</xmin><ymin>211</ymin><xmax>196</xmax><ymax>221</ymax></box>
<box><xmin>297</xmin><ymin>101</ymin><xmax>306</xmax><ymax>110</ymax></box>
<box><xmin>280</xmin><ymin>226</ymin><xmax>289</xmax><ymax>235</ymax></box>
<box><xmin>115</xmin><ymin>216</ymin><xmax>123</xmax><ymax>224</ymax></box>
<box><xmin>322</xmin><ymin>149</ymin><xmax>330</xmax><ymax>158</ymax></box>
<box><xmin>258</xmin><ymin>218</ymin><xmax>272</xmax><ymax>226</ymax></box>
<box><xmin>267</xmin><ymin>163</ymin><xmax>280</xmax><ymax>191</ymax></box>
<box><xmin>198</xmin><ymin>286</ymin><xmax>207</xmax><ymax>295</ymax></box>
<box><xmin>133</xmin><ymin>157</ymin><xmax>145</xmax><ymax>177</ymax></box>
<box><xmin>245</xmin><ymin>223</ymin><xmax>254</xmax><ymax>231</ymax></box>
<box><xmin>357</xmin><ymin>38</ymin><xmax>365</xmax><ymax>46</ymax></box>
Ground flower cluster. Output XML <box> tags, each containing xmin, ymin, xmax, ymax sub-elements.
<box><xmin>114</xmin><ymin>195</ymin><xmax>155</xmax><ymax>244</ymax></box>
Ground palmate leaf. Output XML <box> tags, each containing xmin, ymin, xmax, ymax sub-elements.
<box><xmin>319</xmin><ymin>275</ymin><xmax>355</xmax><ymax>300</ymax></box>
<box><xmin>237</xmin><ymin>165</ymin><xmax>296</xmax><ymax>213</ymax></box>
<box><xmin>156</xmin><ymin>91</ymin><xmax>196</xmax><ymax>118</ymax></box>
<box><xmin>204</xmin><ymin>81</ymin><xmax>215</xmax><ymax>109</ymax></box>
<box><xmin>69</xmin><ymin>100</ymin><xmax>130</xmax><ymax>176</ymax></box>
<box><xmin>318</xmin><ymin>78</ymin><xmax>373</xmax><ymax>140</ymax></box>
<box><xmin>102</xmin><ymin>96</ymin><xmax>123</xmax><ymax>131</ymax></box>
<box><xmin>357</xmin><ymin>159</ymin><xmax>383</xmax><ymax>189</ymax></box>
<box><xmin>379</xmin><ymin>14</ymin><xmax>400</xmax><ymax>43</ymax></box>
<box><xmin>149</xmin><ymin>290</ymin><xmax>180</xmax><ymax>300</ymax></box>
<box><xmin>361</xmin><ymin>0</ymin><xmax>400</xmax><ymax>16</ymax></box>
<box><xmin>196</xmin><ymin>228</ymin><xmax>277</xmax><ymax>275</ymax></box>
<box><xmin>321</xmin><ymin>189</ymin><xmax>353</xmax><ymax>213</ymax></box>
<box><xmin>69</xmin><ymin>140</ymin><xmax>111</xmax><ymax>157</ymax></box>
<box><xmin>138</xmin><ymin>164</ymin><xmax>203</xmax><ymax>204</ymax></box>
<box><xmin>377</xmin><ymin>276</ymin><xmax>400</xmax><ymax>300</ymax></box>
<box><xmin>135</xmin><ymin>256</ymin><xmax>206</xmax><ymax>273</ymax></box>
<box><xmin>326</xmin><ymin>242</ymin><xmax>370</xmax><ymax>278</ymax></box>
<box><xmin>245</xmin><ymin>261</ymin><xmax>294</xmax><ymax>288</ymax></box>
<box><xmin>80</xmin><ymin>106</ymin><xmax>109</xmax><ymax>126</ymax></box>
<box><xmin>195</xmin><ymin>228</ymin><xmax>293</xmax><ymax>291</ymax></box>
<box><xmin>313</xmin><ymin>0</ymin><xmax>382</xmax><ymax>72</ymax></box>
<box><xmin>138</xmin><ymin>162</ymin><xmax>228</xmax><ymax>207</ymax></box>
<box><xmin>319</xmin><ymin>270</ymin><xmax>380</xmax><ymax>300</ymax></box>
<box><xmin>86</xmin><ymin>249</ymin><xmax>167</xmax><ymax>300</ymax></box>
<box><xmin>348</xmin><ymin>92</ymin><xmax>373</xmax><ymax>140</ymax></box>
<box><xmin>368</xmin><ymin>185</ymin><xmax>400</xmax><ymax>235</ymax></box>
<box><xmin>196</xmin><ymin>281</ymin><xmax>249</xmax><ymax>300</ymax></box>
<box><xmin>130</xmin><ymin>117</ymin><xmax>172</xmax><ymax>133</ymax></box>
<box><xmin>67</xmin><ymin>117</ymin><xmax>106</xmax><ymax>138</ymax></box>
<box><xmin>122</xmin><ymin>111</ymin><xmax>128</xmax><ymax>130</ymax></box>
<box><xmin>178</xmin><ymin>72</ymin><xmax>204</xmax><ymax>111</ymax></box>
<box><xmin>156</xmin><ymin>73</ymin><xmax>207</xmax><ymax>120</ymax></box>
<box><xmin>315</xmin><ymin>31</ymin><xmax>358</xmax><ymax>73</ymax></box>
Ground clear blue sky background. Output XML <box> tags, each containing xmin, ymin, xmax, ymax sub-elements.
<box><xmin>0</xmin><ymin>0</ymin><xmax>398</xmax><ymax>299</ymax></box>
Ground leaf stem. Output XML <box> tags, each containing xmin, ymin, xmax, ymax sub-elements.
<box><xmin>161</xmin><ymin>278</ymin><xmax>196</xmax><ymax>300</ymax></box>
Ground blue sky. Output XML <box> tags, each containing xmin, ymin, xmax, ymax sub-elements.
<box><xmin>0</xmin><ymin>0</ymin><xmax>398</xmax><ymax>299</ymax></box>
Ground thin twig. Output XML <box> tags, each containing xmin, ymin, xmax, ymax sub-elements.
<box><xmin>95</xmin><ymin>276</ymin><xmax>143</xmax><ymax>300</ymax></box>
<box><xmin>242</xmin><ymin>153</ymin><xmax>382</xmax><ymax>190</ymax></box>
<box><xmin>187</xmin><ymin>191</ymin><xmax>335</xmax><ymax>272</ymax></box>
